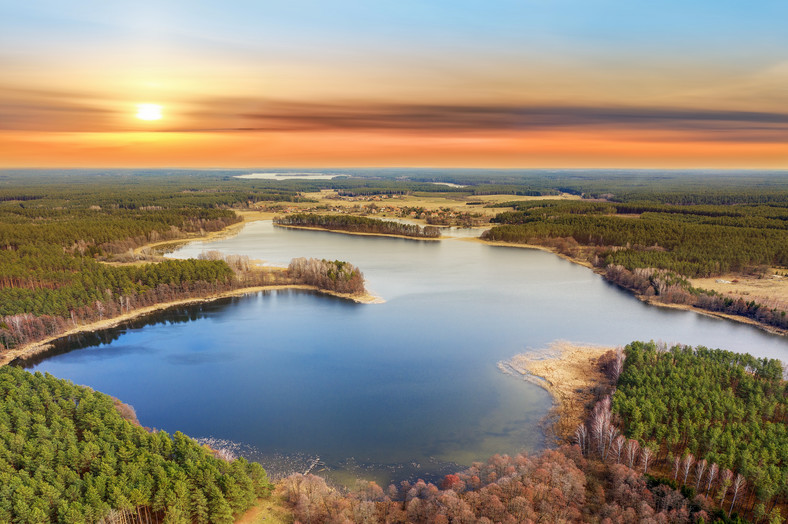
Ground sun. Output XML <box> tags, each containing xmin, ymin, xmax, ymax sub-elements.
<box><xmin>136</xmin><ymin>103</ymin><xmax>163</xmax><ymax>121</ymax></box>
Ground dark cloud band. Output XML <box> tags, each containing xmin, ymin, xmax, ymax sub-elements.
<box><xmin>1</xmin><ymin>86</ymin><xmax>787</xmax><ymax>143</ymax></box>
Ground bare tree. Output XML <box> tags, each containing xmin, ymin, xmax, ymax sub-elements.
<box><xmin>606</xmin><ymin>426</ymin><xmax>619</xmax><ymax>461</ymax></box>
<box><xmin>682</xmin><ymin>453</ymin><xmax>695</xmax><ymax>486</ymax></box>
<box><xmin>626</xmin><ymin>439</ymin><xmax>640</xmax><ymax>469</ymax></box>
<box><xmin>729</xmin><ymin>474</ymin><xmax>745</xmax><ymax>517</ymax></box>
<box><xmin>574</xmin><ymin>424</ymin><xmax>588</xmax><ymax>455</ymax></box>
<box><xmin>612</xmin><ymin>435</ymin><xmax>626</xmax><ymax>464</ymax></box>
<box><xmin>718</xmin><ymin>469</ymin><xmax>733</xmax><ymax>505</ymax></box>
<box><xmin>641</xmin><ymin>446</ymin><xmax>654</xmax><ymax>474</ymax></box>
<box><xmin>612</xmin><ymin>347</ymin><xmax>625</xmax><ymax>381</ymax></box>
<box><xmin>695</xmin><ymin>459</ymin><xmax>707</xmax><ymax>493</ymax></box>
<box><xmin>673</xmin><ymin>455</ymin><xmax>681</xmax><ymax>481</ymax></box>
<box><xmin>590</xmin><ymin>396</ymin><xmax>612</xmax><ymax>458</ymax></box>
<box><xmin>705</xmin><ymin>463</ymin><xmax>718</xmax><ymax>496</ymax></box>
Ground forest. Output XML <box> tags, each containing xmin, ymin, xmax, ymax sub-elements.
<box><xmin>0</xmin><ymin>365</ymin><xmax>271</xmax><ymax>523</ymax></box>
<box><xmin>274</xmin><ymin>213</ymin><xmax>441</xmax><ymax>238</ymax></box>
<box><xmin>610</xmin><ymin>342</ymin><xmax>787</xmax><ymax>521</ymax></box>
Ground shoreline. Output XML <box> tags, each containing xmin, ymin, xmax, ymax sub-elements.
<box><xmin>474</xmin><ymin>237</ymin><xmax>787</xmax><ymax>337</ymax></box>
<box><xmin>498</xmin><ymin>341</ymin><xmax>615</xmax><ymax>443</ymax></box>
<box><xmin>274</xmin><ymin>223</ymin><xmax>442</xmax><ymax>241</ymax></box>
<box><xmin>468</xmin><ymin>237</ymin><xmax>594</xmax><ymax>268</ymax></box>
<box><xmin>2</xmin><ymin>284</ymin><xmax>382</xmax><ymax>367</ymax></box>
<box><xmin>135</xmin><ymin>218</ymin><xmax>249</xmax><ymax>256</ymax></box>
<box><xmin>636</xmin><ymin>297</ymin><xmax>788</xmax><ymax>336</ymax></box>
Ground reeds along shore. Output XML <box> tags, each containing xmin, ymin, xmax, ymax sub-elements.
<box><xmin>498</xmin><ymin>341</ymin><xmax>615</xmax><ymax>442</ymax></box>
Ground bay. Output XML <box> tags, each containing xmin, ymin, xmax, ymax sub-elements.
<box><xmin>25</xmin><ymin>221</ymin><xmax>788</xmax><ymax>483</ymax></box>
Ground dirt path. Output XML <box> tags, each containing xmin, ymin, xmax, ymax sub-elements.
<box><xmin>235</xmin><ymin>497</ymin><xmax>293</xmax><ymax>524</ymax></box>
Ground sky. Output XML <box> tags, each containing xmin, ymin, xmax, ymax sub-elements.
<box><xmin>1</xmin><ymin>0</ymin><xmax>787</xmax><ymax>168</ymax></box>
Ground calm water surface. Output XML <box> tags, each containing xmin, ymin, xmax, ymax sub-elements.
<box><xmin>26</xmin><ymin>221</ymin><xmax>788</xmax><ymax>483</ymax></box>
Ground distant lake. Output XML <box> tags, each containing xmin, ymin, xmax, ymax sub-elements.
<box><xmin>234</xmin><ymin>172</ymin><xmax>343</xmax><ymax>180</ymax></box>
<box><xmin>24</xmin><ymin>221</ymin><xmax>788</xmax><ymax>484</ymax></box>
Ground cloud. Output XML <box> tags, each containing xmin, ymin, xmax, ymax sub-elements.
<box><xmin>2</xmin><ymin>84</ymin><xmax>787</xmax><ymax>143</ymax></box>
<box><xmin>0</xmin><ymin>85</ymin><xmax>120</xmax><ymax>132</ymax></box>
<box><xmin>172</xmin><ymin>100</ymin><xmax>788</xmax><ymax>142</ymax></box>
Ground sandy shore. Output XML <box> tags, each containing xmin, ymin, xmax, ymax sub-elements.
<box><xmin>274</xmin><ymin>223</ymin><xmax>441</xmax><ymax>241</ymax></box>
<box><xmin>498</xmin><ymin>341</ymin><xmax>615</xmax><ymax>443</ymax></box>
<box><xmin>468</xmin><ymin>238</ymin><xmax>595</xmax><ymax>268</ymax></box>
<box><xmin>2</xmin><ymin>284</ymin><xmax>382</xmax><ymax>367</ymax></box>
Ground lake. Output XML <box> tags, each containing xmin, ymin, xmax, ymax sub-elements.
<box><xmin>24</xmin><ymin>221</ymin><xmax>788</xmax><ymax>484</ymax></box>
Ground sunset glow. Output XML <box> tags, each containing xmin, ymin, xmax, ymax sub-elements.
<box><xmin>136</xmin><ymin>104</ymin><xmax>163</xmax><ymax>121</ymax></box>
<box><xmin>1</xmin><ymin>1</ymin><xmax>786</xmax><ymax>168</ymax></box>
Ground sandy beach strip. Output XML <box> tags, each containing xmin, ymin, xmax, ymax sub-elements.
<box><xmin>467</xmin><ymin>237</ymin><xmax>595</xmax><ymax>268</ymax></box>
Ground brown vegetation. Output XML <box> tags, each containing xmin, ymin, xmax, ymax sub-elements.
<box><xmin>605</xmin><ymin>264</ymin><xmax>788</xmax><ymax>334</ymax></box>
<box><xmin>497</xmin><ymin>341</ymin><xmax>616</xmax><ymax>442</ymax></box>
<box><xmin>288</xmin><ymin>257</ymin><xmax>366</xmax><ymax>295</ymax></box>
<box><xmin>277</xmin><ymin>445</ymin><xmax>713</xmax><ymax>523</ymax></box>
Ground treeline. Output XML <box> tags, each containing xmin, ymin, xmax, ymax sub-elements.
<box><xmin>287</xmin><ymin>258</ymin><xmax>365</xmax><ymax>295</ymax></box>
<box><xmin>0</xmin><ymin>257</ymin><xmax>234</xmax><ymax>318</ymax></box>
<box><xmin>5</xmin><ymin>168</ymin><xmax>788</xmax><ymax>206</ymax></box>
<box><xmin>0</xmin><ymin>254</ymin><xmax>366</xmax><ymax>352</ymax></box>
<box><xmin>0</xmin><ymin>170</ymin><xmax>310</xmax><ymax>210</ymax></box>
<box><xmin>275</xmin><ymin>213</ymin><xmax>441</xmax><ymax>238</ymax></box>
<box><xmin>610</xmin><ymin>342</ymin><xmax>787</xmax><ymax>521</ymax></box>
<box><xmin>0</xmin><ymin>208</ymin><xmax>241</xmax><ymax>254</ymax></box>
<box><xmin>485</xmin><ymin>200</ymin><xmax>788</xmax><ymax>277</ymax></box>
<box><xmin>0</xmin><ymin>365</ymin><xmax>272</xmax><ymax>523</ymax></box>
<box><xmin>279</xmin><ymin>446</ymin><xmax>718</xmax><ymax>523</ymax></box>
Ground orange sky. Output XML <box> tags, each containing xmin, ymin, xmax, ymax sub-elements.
<box><xmin>2</xmin><ymin>1</ymin><xmax>787</xmax><ymax>168</ymax></box>
<box><xmin>2</xmin><ymin>129</ymin><xmax>786</xmax><ymax>169</ymax></box>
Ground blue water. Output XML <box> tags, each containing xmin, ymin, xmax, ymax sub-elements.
<box><xmin>25</xmin><ymin>221</ymin><xmax>788</xmax><ymax>482</ymax></box>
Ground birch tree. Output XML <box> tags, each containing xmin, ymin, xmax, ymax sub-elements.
<box><xmin>718</xmin><ymin>469</ymin><xmax>733</xmax><ymax>505</ymax></box>
<box><xmin>574</xmin><ymin>425</ymin><xmax>588</xmax><ymax>456</ymax></box>
<box><xmin>626</xmin><ymin>440</ymin><xmax>640</xmax><ymax>469</ymax></box>
<box><xmin>681</xmin><ymin>453</ymin><xmax>694</xmax><ymax>486</ymax></box>
<box><xmin>612</xmin><ymin>435</ymin><xmax>626</xmax><ymax>464</ymax></box>
<box><xmin>728</xmin><ymin>474</ymin><xmax>745</xmax><ymax>517</ymax></box>
<box><xmin>640</xmin><ymin>446</ymin><xmax>653</xmax><ymax>474</ymax></box>
<box><xmin>705</xmin><ymin>463</ymin><xmax>718</xmax><ymax>496</ymax></box>
<box><xmin>694</xmin><ymin>459</ymin><xmax>707</xmax><ymax>493</ymax></box>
